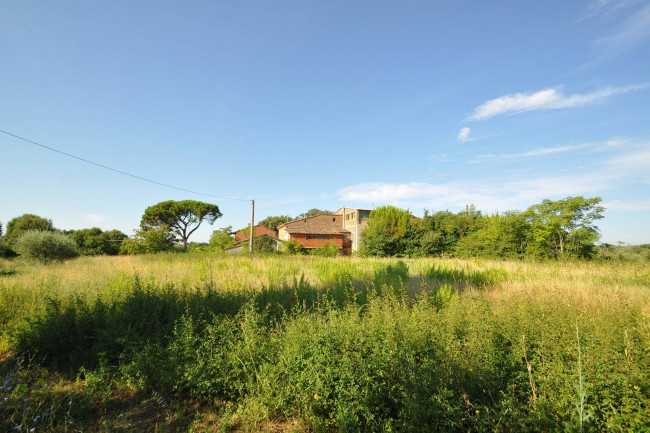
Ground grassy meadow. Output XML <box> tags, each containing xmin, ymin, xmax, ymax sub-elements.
<box><xmin>0</xmin><ymin>254</ymin><xmax>648</xmax><ymax>432</ymax></box>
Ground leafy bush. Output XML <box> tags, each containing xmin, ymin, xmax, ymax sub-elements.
<box><xmin>282</xmin><ymin>239</ymin><xmax>306</xmax><ymax>255</ymax></box>
<box><xmin>14</xmin><ymin>230</ymin><xmax>78</xmax><ymax>263</ymax></box>
<box><xmin>119</xmin><ymin>228</ymin><xmax>176</xmax><ymax>255</ymax></box>
<box><xmin>70</xmin><ymin>227</ymin><xmax>127</xmax><ymax>255</ymax></box>
<box><xmin>5</xmin><ymin>214</ymin><xmax>54</xmax><ymax>245</ymax></box>
<box><xmin>310</xmin><ymin>242</ymin><xmax>340</xmax><ymax>257</ymax></box>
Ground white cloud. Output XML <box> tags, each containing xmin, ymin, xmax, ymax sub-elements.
<box><xmin>337</xmin><ymin>170</ymin><xmax>611</xmax><ymax>212</ymax></box>
<box><xmin>428</xmin><ymin>153</ymin><xmax>452</xmax><ymax>163</ymax></box>
<box><xmin>83</xmin><ymin>213</ymin><xmax>107</xmax><ymax>224</ymax></box>
<box><xmin>593</xmin><ymin>3</ymin><xmax>650</xmax><ymax>54</ymax></box>
<box><xmin>467</xmin><ymin>84</ymin><xmax>648</xmax><ymax>121</ymax></box>
<box><xmin>337</xmin><ymin>140</ymin><xmax>650</xmax><ymax>213</ymax></box>
<box><xmin>582</xmin><ymin>0</ymin><xmax>642</xmax><ymax>20</ymax></box>
<box><xmin>603</xmin><ymin>199</ymin><xmax>650</xmax><ymax>210</ymax></box>
<box><xmin>457</xmin><ymin>127</ymin><xmax>471</xmax><ymax>142</ymax></box>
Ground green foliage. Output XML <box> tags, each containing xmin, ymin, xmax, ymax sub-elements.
<box><xmin>70</xmin><ymin>227</ymin><xmax>127</xmax><ymax>256</ymax></box>
<box><xmin>282</xmin><ymin>239</ymin><xmax>306</xmax><ymax>255</ymax></box>
<box><xmin>597</xmin><ymin>243</ymin><xmax>650</xmax><ymax>261</ymax></box>
<box><xmin>5</xmin><ymin>214</ymin><xmax>54</xmax><ymax>245</ymax></box>
<box><xmin>3</xmin><ymin>257</ymin><xmax>650</xmax><ymax>432</ymax></box>
<box><xmin>525</xmin><ymin>196</ymin><xmax>604</xmax><ymax>258</ymax></box>
<box><xmin>119</xmin><ymin>228</ymin><xmax>176</xmax><ymax>255</ymax></box>
<box><xmin>455</xmin><ymin>211</ymin><xmax>528</xmax><ymax>258</ymax></box>
<box><xmin>360</xmin><ymin>206</ymin><xmax>412</xmax><ymax>256</ymax></box>
<box><xmin>240</xmin><ymin>236</ymin><xmax>277</xmax><ymax>254</ymax></box>
<box><xmin>140</xmin><ymin>200</ymin><xmax>222</xmax><ymax>250</ymax></box>
<box><xmin>296</xmin><ymin>208</ymin><xmax>333</xmax><ymax>219</ymax></box>
<box><xmin>310</xmin><ymin>242</ymin><xmax>340</xmax><ymax>257</ymax></box>
<box><xmin>13</xmin><ymin>230</ymin><xmax>78</xmax><ymax>263</ymax></box>
<box><xmin>258</xmin><ymin>215</ymin><xmax>292</xmax><ymax>232</ymax></box>
<box><xmin>209</xmin><ymin>226</ymin><xmax>235</xmax><ymax>251</ymax></box>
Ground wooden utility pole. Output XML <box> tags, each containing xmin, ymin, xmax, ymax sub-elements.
<box><xmin>249</xmin><ymin>199</ymin><xmax>255</xmax><ymax>254</ymax></box>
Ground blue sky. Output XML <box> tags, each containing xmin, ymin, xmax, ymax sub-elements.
<box><xmin>1</xmin><ymin>0</ymin><xmax>649</xmax><ymax>244</ymax></box>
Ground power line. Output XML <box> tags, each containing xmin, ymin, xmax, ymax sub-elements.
<box><xmin>0</xmin><ymin>128</ymin><xmax>251</xmax><ymax>202</ymax></box>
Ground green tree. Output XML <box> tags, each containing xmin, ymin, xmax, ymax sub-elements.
<box><xmin>525</xmin><ymin>196</ymin><xmax>604</xmax><ymax>258</ymax></box>
<box><xmin>258</xmin><ymin>215</ymin><xmax>292</xmax><ymax>232</ymax></box>
<box><xmin>239</xmin><ymin>236</ymin><xmax>277</xmax><ymax>254</ymax></box>
<box><xmin>296</xmin><ymin>209</ymin><xmax>332</xmax><ymax>220</ymax></box>
<box><xmin>209</xmin><ymin>226</ymin><xmax>235</xmax><ymax>251</ymax></box>
<box><xmin>104</xmin><ymin>229</ymin><xmax>129</xmax><ymax>255</ymax></box>
<box><xmin>119</xmin><ymin>227</ymin><xmax>176</xmax><ymax>255</ymax></box>
<box><xmin>455</xmin><ymin>211</ymin><xmax>528</xmax><ymax>258</ymax></box>
<box><xmin>359</xmin><ymin>206</ymin><xmax>412</xmax><ymax>257</ymax></box>
<box><xmin>70</xmin><ymin>227</ymin><xmax>128</xmax><ymax>255</ymax></box>
<box><xmin>141</xmin><ymin>200</ymin><xmax>222</xmax><ymax>250</ymax></box>
<box><xmin>14</xmin><ymin>230</ymin><xmax>78</xmax><ymax>263</ymax></box>
<box><xmin>5</xmin><ymin>214</ymin><xmax>54</xmax><ymax>245</ymax></box>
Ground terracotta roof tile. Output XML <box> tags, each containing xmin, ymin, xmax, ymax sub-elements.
<box><xmin>233</xmin><ymin>225</ymin><xmax>277</xmax><ymax>243</ymax></box>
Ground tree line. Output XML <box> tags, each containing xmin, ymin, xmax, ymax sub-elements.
<box><xmin>0</xmin><ymin>200</ymin><xmax>222</xmax><ymax>262</ymax></box>
<box><xmin>359</xmin><ymin>196</ymin><xmax>606</xmax><ymax>259</ymax></box>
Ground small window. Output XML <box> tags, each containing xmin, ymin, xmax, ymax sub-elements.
<box><xmin>307</xmin><ymin>234</ymin><xmax>330</xmax><ymax>240</ymax></box>
<box><xmin>360</xmin><ymin>211</ymin><xmax>370</xmax><ymax>219</ymax></box>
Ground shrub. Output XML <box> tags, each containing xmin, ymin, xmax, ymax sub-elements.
<box><xmin>282</xmin><ymin>239</ymin><xmax>306</xmax><ymax>255</ymax></box>
<box><xmin>14</xmin><ymin>230</ymin><xmax>78</xmax><ymax>263</ymax></box>
<box><xmin>310</xmin><ymin>242</ymin><xmax>340</xmax><ymax>257</ymax></box>
<box><xmin>119</xmin><ymin>228</ymin><xmax>176</xmax><ymax>255</ymax></box>
<box><xmin>5</xmin><ymin>214</ymin><xmax>54</xmax><ymax>245</ymax></box>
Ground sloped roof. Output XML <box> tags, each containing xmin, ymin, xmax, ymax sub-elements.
<box><xmin>233</xmin><ymin>225</ymin><xmax>277</xmax><ymax>243</ymax></box>
<box><xmin>278</xmin><ymin>214</ymin><xmax>351</xmax><ymax>235</ymax></box>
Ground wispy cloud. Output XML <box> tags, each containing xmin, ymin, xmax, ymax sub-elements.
<box><xmin>337</xmin><ymin>172</ymin><xmax>609</xmax><ymax>213</ymax></box>
<box><xmin>603</xmin><ymin>199</ymin><xmax>650</xmax><ymax>211</ymax></box>
<box><xmin>469</xmin><ymin>141</ymin><xmax>603</xmax><ymax>164</ymax></box>
<box><xmin>581</xmin><ymin>0</ymin><xmax>642</xmax><ymax>20</ymax></box>
<box><xmin>466</xmin><ymin>84</ymin><xmax>648</xmax><ymax>121</ymax></box>
<box><xmin>337</xmin><ymin>137</ymin><xmax>650</xmax><ymax>213</ymax></box>
<box><xmin>428</xmin><ymin>153</ymin><xmax>453</xmax><ymax>163</ymax></box>
<box><xmin>457</xmin><ymin>127</ymin><xmax>471</xmax><ymax>142</ymax></box>
<box><xmin>593</xmin><ymin>3</ymin><xmax>650</xmax><ymax>56</ymax></box>
<box><xmin>82</xmin><ymin>213</ymin><xmax>107</xmax><ymax>224</ymax></box>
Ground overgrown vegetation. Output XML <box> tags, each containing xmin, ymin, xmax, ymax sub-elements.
<box><xmin>13</xmin><ymin>231</ymin><xmax>78</xmax><ymax>263</ymax></box>
<box><xmin>0</xmin><ymin>254</ymin><xmax>648</xmax><ymax>432</ymax></box>
<box><xmin>361</xmin><ymin>196</ymin><xmax>607</xmax><ymax>259</ymax></box>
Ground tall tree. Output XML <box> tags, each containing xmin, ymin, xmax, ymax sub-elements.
<box><xmin>359</xmin><ymin>206</ymin><xmax>412</xmax><ymax>257</ymax></box>
<box><xmin>296</xmin><ymin>209</ymin><xmax>332</xmax><ymax>220</ymax></box>
<box><xmin>70</xmin><ymin>227</ymin><xmax>128</xmax><ymax>255</ymax></box>
<box><xmin>210</xmin><ymin>226</ymin><xmax>235</xmax><ymax>251</ymax></box>
<box><xmin>258</xmin><ymin>215</ymin><xmax>293</xmax><ymax>232</ymax></box>
<box><xmin>525</xmin><ymin>196</ymin><xmax>604</xmax><ymax>258</ymax></box>
<box><xmin>5</xmin><ymin>214</ymin><xmax>54</xmax><ymax>245</ymax></box>
<box><xmin>141</xmin><ymin>200</ymin><xmax>222</xmax><ymax>250</ymax></box>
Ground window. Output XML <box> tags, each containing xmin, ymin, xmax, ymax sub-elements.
<box><xmin>306</xmin><ymin>234</ymin><xmax>330</xmax><ymax>240</ymax></box>
<box><xmin>351</xmin><ymin>212</ymin><xmax>356</xmax><ymax>220</ymax></box>
<box><xmin>360</xmin><ymin>211</ymin><xmax>370</xmax><ymax>219</ymax></box>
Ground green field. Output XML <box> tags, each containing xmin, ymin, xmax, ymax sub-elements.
<box><xmin>1</xmin><ymin>254</ymin><xmax>649</xmax><ymax>432</ymax></box>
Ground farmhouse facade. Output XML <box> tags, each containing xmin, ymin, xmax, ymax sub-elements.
<box><xmin>277</xmin><ymin>207</ymin><xmax>371</xmax><ymax>255</ymax></box>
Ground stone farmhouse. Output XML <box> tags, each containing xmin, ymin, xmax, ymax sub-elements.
<box><xmin>277</xmin><ymin>207</ymin><xmax>371</xmax><ymax>255</ymax></box>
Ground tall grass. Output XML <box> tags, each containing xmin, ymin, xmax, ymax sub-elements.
<box><xmin>0</xmin><ymin>254</ymin><xmax>648</xmax><ymax>431</ymax></box>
